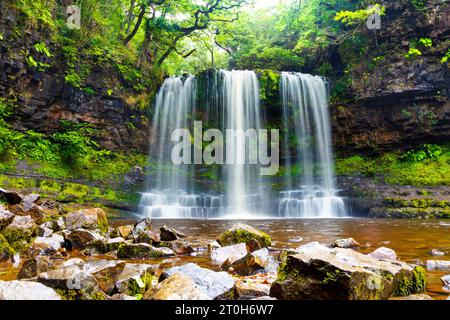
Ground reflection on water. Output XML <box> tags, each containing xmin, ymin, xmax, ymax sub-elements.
<box><xmin>1</xmin><ymin>218</ymin><xmax>450</xmax><ymax>299</ymax></box>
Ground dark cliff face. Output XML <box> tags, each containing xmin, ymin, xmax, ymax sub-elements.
<box><xmin>0</xmin><ymin>2</ymin><xmax>151</xmax><ymax>154</ymax></box>
<box><xmin>331</xmin><ymin>0</ymin><xmax>450</xmax><ymax>154</ymax></box>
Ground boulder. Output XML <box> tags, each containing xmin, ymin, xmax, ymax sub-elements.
<box><xmin>87</xmin><ymin>237</ymin><xmax>126</xmax><ymax>254</ymax></box>
<box><xmin>65</xmin><ymin>208</ymin><xmax>108</xmax><ymax>232</ymax></box>
<box><xmin>170</xmin><ymin>241</ymin><xmax>195</xmax><ymax>255</ymax></box>
<box><xmin>226</xmin><ymin>248</ymin><xmax>278</xmax><ymax>276</ymax></box>
<box><xmin>426</xmin><ymin>260</ymin><xmax>450</xmax><ymax>271</ymax></box>
<box><xmin>135</xmin><ymin>230</ymin><xmax>161</xmax><ymax>245</ymax></box>
<box><xmin>132</xmin><ymin>218</ymin><xmax>152</xmax><ymax>238</ymax></box>
<box><xmin>330</xmin><ymin>238</ymin><xmax>360</xmax><ymax>249</ymax></box>
<box><xmin>0</xmin><ymin>208</ymin><xmax>15</xmax><ymax>230</ymax></box>
<box><xmin>159</xmin><ymin>263</ymin><xmax>235</xmax><ymax>299</ymax></box>
<box><xmin>430</xmin><ymin>249</ymin><xmax>445</xmax><ymax>256</ymax></box>
<box><xmin>2</xmin><ymin>215</ymin><xmax>37</xmax><ymax>251</ymax></box>
<box><xmin>145</xmin><ymin>273</ymin><xmax>210</xmax><ymax>300</ymax></box>
<box><xmin>368</xmin><ymin>247</ymin><xmax>398</xmax><ymax>261</ymax></box>
<box><xmin>110</xmin><ymin>293</ymin><xmax>139</xmax><ymax>300</ymax></box>
<box><xmin>207</xmin><ymin>240</ymin><xmax>221</xmax><ymax>252</ymax></box>
<box><xmin>84</xmin><ymin>260</ymin><xmax>126</xmax><ymax>295</ymax></box>
<box><xmin>117</xmin><ymin>243</ymin><xmax>175</xmax><ymax>259</ymax></box>
<box><xmin>67</xmin><ymin>229</ymin><xmax>105</xmax><ymax>249</ymax></box>
<box><xmin>0</xmin><ymin>234</ymin><xmax>14</xmax><ymax>262</ymax></box>
<box><xmin>22</xmin><ymin>194</ymin><xmax>40</xmax><ymax>212</ymax></box>
<box><xmin>115</xmin><ymin>263</ymin><xmax>155</xmax><ymax>295</ymax></box>
<box><xmin>0</xmin><ymin>280</ymin><xmax>61</xmax><ymax>300</ymax></box>
<box><xmin>117</xmin><ymin>225</ymin><xmax>134</xmax><ymax>239</ymax></box>
<box><xmin>390</xmin><ymin>294</ymin><xmax>433</xmax><ymax>300</ymax></box>
<box><xmin>38</xmin><ymin>223</ymin><xmax>53</xmax><ymax>237</ymax></box>
<box><xmin>0</xmin><ymin>188</ymin><xmax>23</xmax><ymax>205</ymax></box>
<box><xmin>38</xmin><ymin>259</ymin><xmax>124</xmax><ymax>296</ymax></box>
<box><xmin>236</xmin><ymin>280</ymin><xmax>271</xmax><ymax>300</ymax></box>
<box><xmin>17</xmin><ymin>256</ymin><xmax>53</xmax><ymax>279</ymax></box>
<box><xmin>270</xmin><ymin>242</ymin><xmax>426</xmax><ymax>300</ymax></box>
<box><xmin>441</xmin><ymin>275</ymin><xmax>450</xmax><ymax>289</ymax></box>
<box><xmin>217</xmin><ymin>224</ymin><xmax>271</xmax><ymax>248</ymax></box>
<box><xmin>159</xmin><ymin>225</ymin><xmax>186</xmax><ymax>241</ymax></box>
<box><xmin>211</xmin><ymin>243</ymin><xmax>248</xmax><ymax>264</ymax></box>
<box><xmin>32</xmin><ymin>234</ymin><xmax>65</xmax><ymax>251</ymax></box>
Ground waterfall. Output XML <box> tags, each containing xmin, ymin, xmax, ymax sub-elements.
<box><xmin>139</xmin><ymin>70</ymin><xmax>346</xmax><ymax>219</ymax></box>
<box><xmin>278</xmin><ymin>72</ymin><xmax>347</xmax><ymax>217</ymax></box>
<box><xmin>221</xmin><ymin>70</ymin><xmax>267</xmax><ymax>217</ymax></box>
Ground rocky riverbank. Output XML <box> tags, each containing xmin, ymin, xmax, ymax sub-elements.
<box><xmin>2</xmin><ymin>188</ymin><xmax>449</xmax><ymax>300</ymax></box>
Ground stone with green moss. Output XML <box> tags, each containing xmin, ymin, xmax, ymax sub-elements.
<box><xmin>0</xmin><ymin>233</ymin><xmax>14</xmax><ymax>261</ymax></box>
<box><xmin>117</xmin><ymin>243</ymin><xmax>175</xmax><ymax>260</ymax></box>
<box><xmin>2</xmin><ymin>215</ymin><xmax>37</xmax><ymax>252</ymax></box>
<box><xmin>217</xmin><ymin>223</ymin><xmax>271</xmax><ymax>248</ymax></box>
<box><xmin>65</xmin><ymin>208</ymin><xmax>109</xmax><ymax>233</ymax></box>
<box><xmin>115</xmin><ymin>263</ymin><xmax>155</xmax><ymax>295</ymax></box>
<box><xmin>270</xmin><ymin>242</ymin><xmax>426</xmax><ymax>300</ymax></box>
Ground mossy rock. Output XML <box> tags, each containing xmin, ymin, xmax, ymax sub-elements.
<box><xmin>0</xmin><ymin>233</ymin><xmax>14</xmax><ymax>261</ymax></box>
<box><xmin>217</xmin><ymin>223</ymin><xmax>271</xmax><ymax>248</ymax></box>
<box><xmin>117</xmin><ymin>243</ymin><xmax>175</xmax><ymax>259</ymax></box>
<box><xmin>270</xmin><ymin>242</ymin><xmax>426</xmax><ymax>300</ymax></box>
<box><xmin>2</xmin><ymin>215</ymin><xmax>37</xmax><ymax>252</ymax></box>
<box><xmin>65</xmin><ymin>208</ymin><xmax>109</xmax><ymax>233</ymax></box>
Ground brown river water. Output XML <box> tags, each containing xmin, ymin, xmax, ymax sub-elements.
<box><xmin>1</xmin><ymin>218</ymin><xmax>450</xmax><ymax>300</ymax></box>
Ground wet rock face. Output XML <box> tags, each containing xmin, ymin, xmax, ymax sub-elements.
<box><xmin>270</xmin><ymin>242</ymin><xmax>426</xmax><ymax>300</ymax></box>
<box><xmin>330</xmin><ymin>1</ymin><xmax>450</xmax><ymax>154</ymax></box>
<box><xmin>159</xmin><ymin>263</ymin><xmax>235</xmax><ymax>300</ymax></box>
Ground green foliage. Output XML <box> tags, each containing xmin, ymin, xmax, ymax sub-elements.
<box><xmin>399</xmin><ymin>144</ymin><xmax>442</xmax><ymax>163</ymax></box>
<box><xmin>410</xmin><ymin>0</ymin><xmax>426</xmax><ymax>10</ymax></box>
<box><xmin>15</xmin><ymin>0</ymin><xmax>56</xmax><ymax>28</ymax></box>
<box><xmin>405</xmin><ymin>47</ymin><xmax>422</xmax><ymax>59</ymax></box>
<box><xmin>442</xmin><ymin>49</ymin><xmax>450</xmax><ymax>64</ymax></box>
<box><xmin>418</xmin><ymin>37</ymin><xmax>432</xmax><ymax>47</ymax></box>
<box><xmin>334</xmin><ymin>4</ymin><xmax>385</xmax><ymax>26</ymax></box>
<box><xmin>336</xmin><ymin>144</ymin><xmax>450</xmax><ymax>186</ymax></box>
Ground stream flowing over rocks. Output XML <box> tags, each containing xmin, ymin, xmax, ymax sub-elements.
<box><xmin>0</xmin><ymin>189</ymin><xmax>436</xmax><ymax>300</ymax></box>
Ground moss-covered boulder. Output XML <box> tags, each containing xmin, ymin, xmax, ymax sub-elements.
<box><xmin>117</xmin><ymin>243</ymin><xmax>175</xmax><ymax>259</ymax></box>
<box><xmin>0</xmin><ymin>234</ymin><xmax>14</xmax><ymax>261</ymax></box>
<box><xmin>217</xmin><ymin>224</ymin><xmax>271</xmax><ymax>248</ymax></box>
<box><xmin>2</xmin><ymin>215</ymin><xmax>37</xmax><ymax>252</ymax></box>
<box><xmin>87</xmin><ymin>237</ymin><xmax>126</xmax><ymax>254</ymax></box>
<box><xmin>270</xmin><ymin>242</ymin><xmax>426</xmax><ymax>300</ymax></box>
<box><xmin>65</xmin><ymin>208</ymin><xmax>109</xmax><ymax>233</ymax></box>
<box><xmin>0</xmin><ymin>207</ymin><xmax>15</xmax><ymax>231</ymax></box>
<box><xmin>115</xmin><ymin>263</ymin><xmax>155</xmax><ymax>295</ymax></box>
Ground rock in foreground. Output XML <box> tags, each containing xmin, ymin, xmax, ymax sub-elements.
<box><xmin>159</xmin><ymin>263</ymin><xmax>235</xmax><ymax>299</ymax></box>
<box><xmin>145</xmin><ymin>273</ymin><xmax>210</xmax><ymax>300</ymax></box>
<box><xmin>0</xmin><ymin>280</ymin><xmax>61</xmax><ymax>300</ymax></box>
<box><xmin>270</xmin><ymin>242</ymin><xmax>426</xmax><ymax>300</ymax></box>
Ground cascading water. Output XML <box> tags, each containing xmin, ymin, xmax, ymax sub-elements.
<box><xmin>221</xmin><ymin>70</ymin><xmax>267</xmax><ymax>217</ymax></box>
<box><xmin>139</xmin><ymin>75</ymin><xmax>224</xmax><ymax>218</ymax></box>
<box><xmin>139</xmin><ymin>70</ymin><xmax>347</xmax><ymax>219</ymax></box>
<box><xmin>278</xmin><ymin>72</ymin><xmax>347</xmax><ymax>217</ymax></box>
